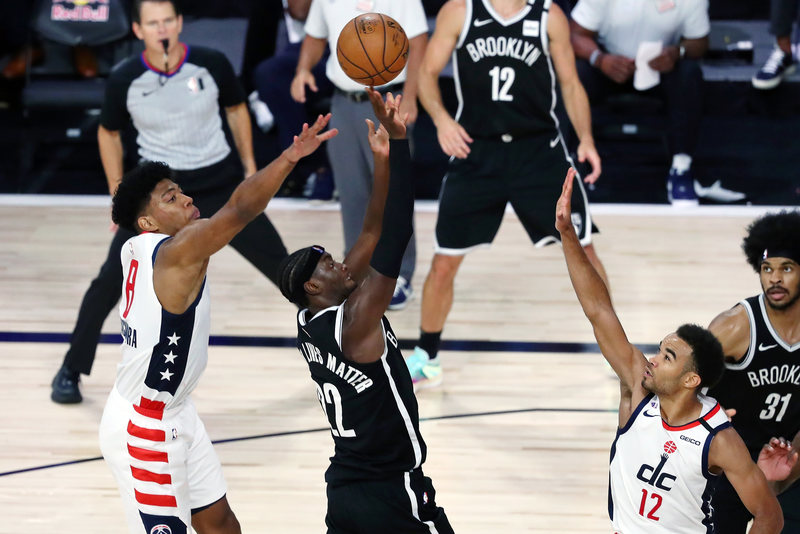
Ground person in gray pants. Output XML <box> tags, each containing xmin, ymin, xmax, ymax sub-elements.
<box><xmin>290</xmin><ymin>0</ymin><xmax>430</xmax><ymax>310</ymax></box>
<box><xmin>752</xmin><ymin>0</ymin><xmax>800</xmax><ymax>89</ymax></box>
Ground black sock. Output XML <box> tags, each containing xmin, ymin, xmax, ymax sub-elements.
<box><xmin>418</xmin><ymin>330</ymin><xmax>442</xmax><ymax>361</ymax></box>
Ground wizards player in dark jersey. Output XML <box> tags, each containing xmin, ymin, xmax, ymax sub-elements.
<box><xmin>277</xmin><ymin>89</ymin><xmax>454</xmax><ymax>534</ymax></box>
<box><xmin>407</xmin><ymin>0</ymin><xmax>606</xmax><ymax>390</ymax></box>
<box><xmin>707</xmin><ymin>211</ymin><xmax>800</xmax><ymax>533</ymax></box>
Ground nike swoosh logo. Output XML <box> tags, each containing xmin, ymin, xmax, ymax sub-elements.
<box><xmin>474</xmin><ymin>18</ymin><xmax>493</xmax><ymax>27</ymax></box>
<box><xmin>643</xmin><ymin>410</ymin><xmax>659</xmax><ymax>418</ymax></box>
<box><xmin>142</xmin><ymin>89</ymin><xmax>157</xmax><ymax>97</ymax></box>
<box><xmin>549</xmin><ymin>137</ymin><xmax>559</xmax><ymax>148</ymax></box>
<box><xmin>759</xmin><ymin>343</ymin><xmax>778</xmax><ymax>351</ymax></box>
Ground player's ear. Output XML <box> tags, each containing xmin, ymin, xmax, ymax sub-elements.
<box><xmin>683</xmin><ymin>371</ymin><xmax>701</xmax><ymax>390</ymax></box>
<box><xmin>304</xmin><ymin>279</ymin><xmax>322</xmax><ymax>297</ymax></box>
<box><xmin>138</xmin><ymin>215</ymin><xmax>157</xmax><ymax>232</ymax></box>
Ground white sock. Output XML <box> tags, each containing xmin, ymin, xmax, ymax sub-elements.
<box><xmin>671</xmin><ymin>153</ymin><xmax>692</xmax><ymax>173</ymax></box>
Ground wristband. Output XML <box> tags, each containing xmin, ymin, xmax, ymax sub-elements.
<box><xmin>679</xmin><ymin>45</ymin><xmax>686</xmax><ymax>59</ymax></box>
<box><xmin>589</xmin><ymin>49</ymin><xmax>602</xmax><ymax>67</ymax></box>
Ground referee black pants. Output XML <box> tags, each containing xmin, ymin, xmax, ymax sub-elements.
<box><xmin>63</xmin><ymin>155</ymin><xmax>288</xmax><ymax>375</ymax></box>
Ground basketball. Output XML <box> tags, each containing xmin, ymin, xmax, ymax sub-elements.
<box><xmin>336</xmin><ymin>13</ymin><xmax>409</xmax><ymax>87</ymax></box>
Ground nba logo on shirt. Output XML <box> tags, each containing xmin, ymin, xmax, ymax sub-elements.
<box><xmin>523</xmin><ymin>20</ymin><xmax>539</xmax><ymax>37</ymax></box>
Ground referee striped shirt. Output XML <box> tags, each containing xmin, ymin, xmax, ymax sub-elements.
<box><xmin>100</xmin><ymin>44</ymin><xmax>245</xmax><ymax>170</ymax></box>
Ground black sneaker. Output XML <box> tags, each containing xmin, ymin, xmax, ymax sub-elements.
<box><xmin>752</xmin><ymin>47</ymin><xmax>797</xmax><ymax>89</ymax></box>
<box><xmin>51</xmin><ymin>364</ymin><xmax>82</xmax><ymax>404</ymax></box>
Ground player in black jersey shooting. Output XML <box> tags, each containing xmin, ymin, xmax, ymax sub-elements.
<box><xmin>706</xmin><ymin>210</ymin><xmax>800</xmax><ymax>533</ymax></box>
<box><xmin>277</xmin><ymin>89</ymin><xmax>454</xmax><ymax>533</ymax></box>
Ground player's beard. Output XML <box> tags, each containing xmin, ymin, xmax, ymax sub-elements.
<box><xmin>763</xmin><ymin>279</ymin><xmax>800</xmax><ymax>311</ymax></box>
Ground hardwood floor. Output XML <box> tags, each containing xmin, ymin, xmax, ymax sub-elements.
<box><xmin>0</xmin><ymin>198</ymin><xmax>774</xmax><ymax>533</ymax></box>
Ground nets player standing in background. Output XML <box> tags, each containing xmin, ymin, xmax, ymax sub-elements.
<box><xmin>555</xmin><ymin>168</ymin><xmax>784</xmax><ymax>533</ymax></box>
<box><xmin>406</xmin><ymin>0</ymin><xmax>606</xmax><ymax>389</ymax></box>
<box><xmin>51</xmin><ymin>0</ymin><xmax>291</xmax><ymax>404</ymax></box>
<box><xmin>706</xmin><ymin>211</ymin><xmax>800</xmax><ymax>533</ymax></box>
<box><xmin>99</xmin><ymin>115</ymin><xmax>335</xmax><ymax>534</ymax></box>
<box><xmin>277</xmin><ymin>89</ymin><xmax>454</xmax><ymax>534</ymax></box>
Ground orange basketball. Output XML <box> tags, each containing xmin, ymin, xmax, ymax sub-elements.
<box><xmin>336</xmin><ymin>13</ymin><xmax>409</xmax><ymax>87</ymax></box>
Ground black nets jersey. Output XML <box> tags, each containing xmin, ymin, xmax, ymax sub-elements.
<box><xmin>706</xmin><ymin>294</ymin><xmax>800</xmax><ymax>456</ymax></box>
<box><xmin>453</xmin><ymin>0</ymin><xmax>559</xmax><ymax>138</ymax></box>
<box><xmin>296</xmin><ymin>303</ymin><xmax>427</xmax><ymax>484</ymax></box>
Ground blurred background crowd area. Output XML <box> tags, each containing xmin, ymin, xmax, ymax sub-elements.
<box><xmin>0</xmin><ymin>0</ymin><xmax>797</xmax><ymax>205</ymax></box>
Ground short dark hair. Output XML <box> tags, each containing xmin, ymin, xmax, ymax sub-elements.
<box><xmin>112</xmin><ymin>161</ymin><xmax>173</xmax><ymax>233</ymax></box>
<box><xmin>132</xmin><ymin>0</ymin><xmax>181</xmax><ymax>24</ymax></box>
<box><xmin>676</xmin><ymin>323</ymin><xmax>725</xmax><ymax>390</ymax></box>
<box><xmin>742</xmin><ymin>210</ymin><xmax>800</xmax><ymax>271</ymax></box>
<box><xmin>277</xmin><ymin>246</ymin><xmax>325</xmax><ymax>307</ymax></box>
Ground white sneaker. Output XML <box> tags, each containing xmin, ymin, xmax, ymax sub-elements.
<box><xmin>248</xmin><ymin>91</ymin><xmax>274</xmax><ymax>132</ymax></box>
<box><xmin>693</xmin><ymin>180</ymin><xmax>746</xmax><ymax>203</ymax></box>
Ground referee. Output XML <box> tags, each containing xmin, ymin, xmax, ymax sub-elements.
<box><xmin>51</xmin><ymin>0</ymin><xmax>289</xmax><ymax>404</ymax></box>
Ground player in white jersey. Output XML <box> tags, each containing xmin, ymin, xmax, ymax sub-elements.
<box><xmin>98</xmin><ymin>114</ymin><xmax>336</xmax><ymax>534</ymax></box>
<box><xmin>554</xmin><ymin>168</ymin><xmax>783</xmax><ymax>533</ymax></box>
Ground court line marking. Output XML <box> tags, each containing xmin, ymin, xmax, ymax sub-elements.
<box><xmin>0</xmin><ymin>406</ymin><xmax>617</xmax><ymax>478</ymax></box>
<box><xmin>0</xmin><ymin>330</ymin><xmax>658</xmax><ymax>354</ymax></box>
<box><xmin>0</xmin><ymin>194</ymin><xmax>791</xmax><ymax>217</ymax></box>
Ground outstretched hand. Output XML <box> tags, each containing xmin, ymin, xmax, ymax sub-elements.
<box><xmin>366</xmin><ymin>88</ymin><xmax>407</xmax><ymax>139</ymax></box>
<box><xmin>555</xmin><ymin>167</ymin><xmax>577</xmax><ymax>234</ymax></box>
<box><xmin>758</xmin><ymin>437</ymin><xmax>799</xmax><ymax>482</ymax></box>
<box><xmin>365</xmin><ymin>118</ymin><xmax>390</xmax><ymax>159</ymax></box>
<box><xmin>285</xmin><ymin>114</ymin><xmax>338</xmax><ymax>164</ymax></box>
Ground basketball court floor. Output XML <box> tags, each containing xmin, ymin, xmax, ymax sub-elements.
<box><xmin>0</xmin><ymin>196</ymin><xmax>787</xmax><ymax>533</ymax></box>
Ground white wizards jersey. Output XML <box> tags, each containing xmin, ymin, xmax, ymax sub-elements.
<box><xmin>609</xmin><ymin>392</ymin><xmax>731</xmax><ymax>533</ymax></box>
<box><xmin>115</xmin><ymin>232</ymin><xmax>211</xmax><ymax>411</ymax></box>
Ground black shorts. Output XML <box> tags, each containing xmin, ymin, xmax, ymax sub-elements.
<box><xmin>435</xmin><ymin>134</ymin><xmax>595</xmax><ymax>253</ymax></box>
<box><xmin>711</xmin><ymin>473</ymin><xmax>800</xmax><ymax>532</ymax></box>
<box><xmin>325</xmin><ymin>468</ymin><xmax>454</xmax><ymax>534</ymax></box>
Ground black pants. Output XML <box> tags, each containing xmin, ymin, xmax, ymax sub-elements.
<box><xmin>325</xmin><ymin>469</ymin><xmax>454</xmax><ymax>534</ymax></box>
<box><xmin>63</xmin><ymin>155</ymin><xmax>288</xmax><ymax>375</ymax></box>
<box><xmin>712</xmin><ymin>472</ymin><xmax>800</xmax><ymax>533</ymax></box>
<box><xmin>575</xmin><ymin>57</ymin><xmax>703</xmax><ymax>156</ymax></box>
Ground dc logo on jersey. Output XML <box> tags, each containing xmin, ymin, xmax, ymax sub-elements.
<box><xmin>150</xmin><ymin>525</ymin><xmax>172</xmax><ymax>534</ymax></box>
<box><xmin>571</xmin><ymin>213</ymin><xmax>583</xmax><ymax>235</ymax></box>
<box><xmin>637</xmin><ymin>452</ymin><xmax>677</xmax><ymax>491</ymax></box>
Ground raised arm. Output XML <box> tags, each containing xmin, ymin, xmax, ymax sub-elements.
<box><xmin>556</xmin><ymin>169</ymin><xmax>647</xmax><ymax>422</ymax></box>
<box><xmin>341</xmin><ymin>92</ymin><xmax>413</xmax><ymax>363</ymax></box>
<box><xmin>342</xmin><ymin>89</ymin><xmax>407</xmax><ymax>281</ymax></box>
<box><xmin>418</xmin><ymin>0</ymin><xmax>473</xmax><ymax>159</ymax></box>
<box><xmin>548</xmin><ymin>4</ymin><xmax>600</xmax><ymax>183</ymax></box>
<box><xmin>711</xmin><ymin>428</ymin><xmax>784</xmax><ymax>534</ymax></box>
<box><xmin>154</xmin><ymin>115</ymin><xmax>337</xmax><ymax>312</ymax></box>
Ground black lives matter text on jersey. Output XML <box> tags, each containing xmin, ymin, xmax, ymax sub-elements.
<box><xmin>299</xmin><ymin>341</ymin><xmax>374</xmax><ymax>394</ymax></box>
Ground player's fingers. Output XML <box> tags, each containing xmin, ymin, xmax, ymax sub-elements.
<box><xmin>319</xmin><ymin>128</ymin><xmax>339</xmax><ymax>141</ymax></box>
<box><xmin>365</xmin><ymin>119</ymin><xmax>375</xmax><ymax>135</ymax></box>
